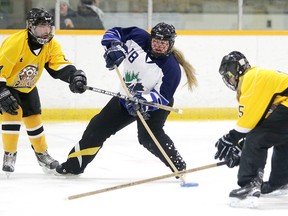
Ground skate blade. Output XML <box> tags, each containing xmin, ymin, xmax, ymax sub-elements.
<box><xmin>52</xmin><ymin>169</ymin><xmax>81</xmax><ymax>178</ymax></box>
<box><xmin>229</xmin><ymin>196</ymin><xmax>259</xmax><ymax>208</ymax></box>
<box><xmin>41</xmin><ymin>166</ymin><xmax>56</xmax><ymax>175</ymax></box>
<box><xmin>261</xmin><ymin>189</ymin><xmax>288</xmax><ymax>197</ymax></box>
<box><xmin>4</xmin><ymin>171</ymin><xmax>12</xmax><ymax>179</ymax></box>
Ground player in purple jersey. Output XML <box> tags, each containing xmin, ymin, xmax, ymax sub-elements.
<box><xmin>55</xmin><ymin>22</ymin><xmax>197</xmax><ymax>176</ymax></box>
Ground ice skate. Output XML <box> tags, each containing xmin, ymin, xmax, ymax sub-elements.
<box><xmin>229</xmin><ymin>169</ymin><xmax>263</xmax><ymax>208</ymax></box>
<box><xmin>34</xmin><ymin>150</ymin><xmax>59</xmax><ymax>174</ymax></box>
<box><xmin>54</xmin><ymin>164</ymin><xmax>80</xmax><ymax>177</ymax></box>
<box><xmin>2</xmin><ymin>152</ymin><xmax>17</xmax><ymax>178</ymax></box>
<box><xmin>261</xmin><ymin>182</ymin><xmax>288</xmax><ymax>197</ymax></box>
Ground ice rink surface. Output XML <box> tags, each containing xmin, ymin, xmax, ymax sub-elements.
<box><xmin>0</xmin><ymin>120</ymin><xmax>287</xmax><ymax>216</ymax></box>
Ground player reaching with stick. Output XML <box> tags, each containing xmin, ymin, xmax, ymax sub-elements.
<box><xmin>55</xmin><ymin>22</ymin><xmax>197</xmax><ymax>176</ymax></box>
<box><xmin>0</xmin><ymin>8</ymin><xmax>87</xmax><ymax>176</ymax></box>
<box><xmin>214</xmin><ymin>51</ymin><xmax>288</xmax><ymax>208</ymax></box>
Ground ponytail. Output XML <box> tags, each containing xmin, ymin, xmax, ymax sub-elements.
<box><xmin>172</xmin><ymin>47</ymin><xmax>197</xmax><ymax>91</ymax></box>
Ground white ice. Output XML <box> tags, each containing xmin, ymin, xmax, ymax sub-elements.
<box><xmin>0</xmin><ymin>120</ymin><xmax>287</xmax><ymax>216</ymax></box>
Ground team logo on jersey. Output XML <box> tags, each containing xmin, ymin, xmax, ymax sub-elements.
<box><xmin>13</xmin><ymin>65</ymin><xmax>39</xmax><ymax>88</ymax></box>
<box><xmin>124</xmin><ymin>70</ymin><xmax>144</xmax><ymax>92</ymax></box>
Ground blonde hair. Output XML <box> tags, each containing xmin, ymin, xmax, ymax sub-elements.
<box><xmin>171</xmin><ymin>47</ymin><xmax>197</xmax><ymax>91</ymax></box>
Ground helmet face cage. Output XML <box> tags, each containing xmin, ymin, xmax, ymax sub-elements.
<box><xmin>149</xmin><ymin>22</ymin><xmax>176</xmax><ymax>58</ymax></box>
<box><xmin>26</xmin><ymin>8</ymin><xmax>55</xmax><ymax>45</ymax></box>
<box><xmin>219</xmin><ymin>51</ymin><xmax>251</xmax><ymax>91</ymax></box>
<box><xmin>219</xmin><ymin>62</ymin><xmax>239</xmax><ymax>91</ymax></box>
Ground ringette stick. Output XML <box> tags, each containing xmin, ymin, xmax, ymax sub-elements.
<box><xmin>114</xmin><ymin>66</ymin><xmax>187</xmax><ymax>184</ymax></box>
<box><xmin>67</xmin><ymin>161</ymin><xmax>226</xmax><ymax>200</ymax></box>
<box><xmin>84</xmin><ymin>85</ymin><xmax>182</xmax><ymax>114</ymax></box>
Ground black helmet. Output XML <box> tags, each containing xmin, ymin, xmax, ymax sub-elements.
<box><xmin>219</xmin><ymin>51</ymin><xmax>251</xmax><ymax>91</ymax></box>
<box><xmin>81</xmin><ymin>0</ymin><xmax>93</xmax><ymax>4</ymax></box>
<box><xmin>149</xmin><ymin>22</ymin><xmax>176</xmax><ymax>58</ymax></box>
<box><xmin>26</xmin><ymin>8</ymin><xmax>54</xmax><ymax>45</ymax></box>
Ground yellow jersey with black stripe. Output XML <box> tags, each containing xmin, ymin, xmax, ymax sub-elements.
<box><xmin>0</xmin><ymin>29</ymin><xmax>73</xmax><ymax>93</ymax></box>
<box><xmin>236</xmin><ymin>66</ymin><xmax>288</xmax><ymax>133</ymax></box>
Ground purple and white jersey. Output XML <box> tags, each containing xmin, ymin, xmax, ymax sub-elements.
<box><xmin>101</xmin><ymin>26</ymin><xmax>181</xmax><ymax>108</ymax></box>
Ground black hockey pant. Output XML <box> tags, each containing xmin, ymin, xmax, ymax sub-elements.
<box><xmin>237</xmin><ymin>104</ymin><xmax>288</xmax><ymax>187</ymax></box>
<box><xmin>62</xmin><ymin>97</ymin><xmax>186</xmax><ymax>174</ymax></box>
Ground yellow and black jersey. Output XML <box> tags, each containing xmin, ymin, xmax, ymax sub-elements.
<box><xmin>236</xmin><ymin>66</ymin><xmax>288</xmax><ymax>133</ymax></box>
<box><xmin>0</xmin><ymin>29</ymin><xmax>74</xmax><ymax>93</ymax></box>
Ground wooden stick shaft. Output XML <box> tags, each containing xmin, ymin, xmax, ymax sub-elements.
<box><xmin>115</xmin><ymin>66</ymin><xmax>186</xmax><ymax>183</ymax></box>
<box><xmin>67</xmin><ymin>161</ymin><xmax>226</xmax><ymax>200</ymax></box>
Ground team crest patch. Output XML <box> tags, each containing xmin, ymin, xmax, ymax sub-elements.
<box><xmin>13</xmin><ymin>65</ymin><xmax>39</xmax><ymax>88</ymax></box>
<box><xmin>124</xmin><ymin>70</ymin><xmax>144</xmax><ymax>92</ymax></box>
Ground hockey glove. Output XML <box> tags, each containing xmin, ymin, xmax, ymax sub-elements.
<box><xmin>125</xmin><ymin>92</ymin><xmax>150</xmax><ymax>120</ymax></box>
<box><xmin>214</xmin><ymin>134</ymin><xmax>234</xmax><ymax>161</ymax></box>
<box><xmin>104</xmin><ymin>41</ymin><xmax>128</xmax><ymax>70</ymax></box>
<box><xmin>224</xmin><ymin>137</ymin><xmax>245</xmax><ymax>168</ymax></box>
<box><xmin>69</xmin><ymin>70</ymin><xmax>87</xmax><ymax>94</ymax></box>
<box><xmin>215</xmin><ymin>129</ymin><xmax>246</xmax><ymax>167</ymax></box>
<box><xmin>0</xmin><ymin>88</ymin><xmax>19</xmax><ymax>115</ymax></box>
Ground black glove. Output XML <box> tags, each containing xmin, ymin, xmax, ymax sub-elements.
<box><xmin>104</xmin><ymin>41</ymin><xmax>128</xmax><ymax>70</ymax></box>
<box><xmin>225</xmin><ymin>137</ymin><xmax>245</xmax><ymax>168</ymax></box>
<box><xmin>214</xmin><ymin>129</ymin><xmax>245</xmax><ymax>168</ymax></box>
<box><xmin>69</xmin><ymin>70</ymin><xmax>87</xmax><ymax>94</ymax></box>
<box><xmin>125</xmin><ymin>93</ymin><xmax>150</xmax><ymax>120</ymax></box>
<box><xmin>0</xmin><ymin>88</ymin><xmax>19</xmax><ymax>115</ymax></box>
<box><xmin>214</xmin><ymin>134</ymin><xmax>234</xmax><ymax>161</ymax></box>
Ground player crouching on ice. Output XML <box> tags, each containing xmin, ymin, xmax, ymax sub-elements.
<box><xmin>0</xmin><ymin>8</ymin><xmax>87</xmax><ymax>176</ymax></box>
<box><xmin>214</xmin><ymin>51</ymin><xmax>288</xmax><ymax>208</ymax></box>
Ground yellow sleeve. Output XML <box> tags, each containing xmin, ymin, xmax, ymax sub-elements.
<box><xmin>45</xmin><ymin>39</ymin><xmax>74</xmax><ymax>71</ymax></box>
<box><xmin>0</xmin><ymin>31</ymin><xmax>24</xmax><ymax>81</ymax></box>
